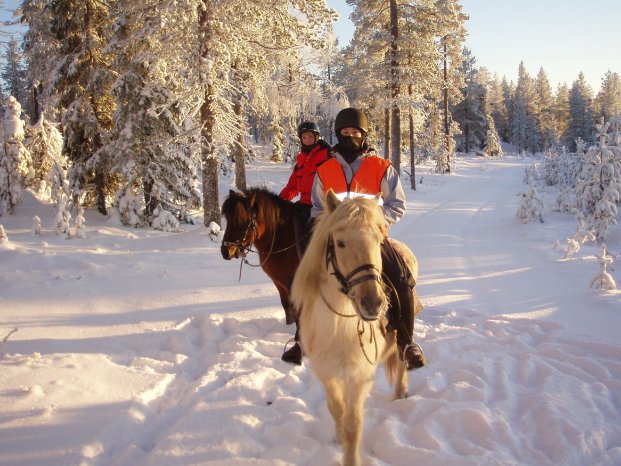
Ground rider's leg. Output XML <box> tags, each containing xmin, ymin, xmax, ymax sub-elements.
<box><xmin>381</xmin><ymin>240</ymin><xmax>426</xmax><ymax>371</ymax></box>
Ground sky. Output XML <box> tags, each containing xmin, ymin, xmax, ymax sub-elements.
<box><xmin>1</xmin><ymin>152</ymin><xmax>620</xmax><ymax>465</ymax></box>
<box><xmin>326</xmin><ymin>0</ymin><xmax>621</xmax><ymax>92</ymax></box>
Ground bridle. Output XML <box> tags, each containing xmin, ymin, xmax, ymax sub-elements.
<box><xmin>222</xmin><ymin>215</ymin><xmax>259</xmax><ymax>261</ymax></box>
<box><xmin>326</xmin><ymin>234</ymin><xmax>383</xmax><ymax>296</ymax></box>
<box><xmin>223</xmin><ymin>212</ymin><xmax>297</xmax><ymax>280</ymax></box>
<box><xmin>323</xmin><ymin>234</ymin><xmax>387</xmax><ymax>365</ymax></box>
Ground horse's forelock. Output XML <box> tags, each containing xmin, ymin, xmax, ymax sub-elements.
<box><xmin>248</xmin><ymin>188</ymin><xmax>292</xmax><ymax>227</ymax></box>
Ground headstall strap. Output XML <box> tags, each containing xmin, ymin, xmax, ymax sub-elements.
<box><xmin>326</xmin><ymin>234</ymin><xmax>383</xmax><ymax>295</ymax></box>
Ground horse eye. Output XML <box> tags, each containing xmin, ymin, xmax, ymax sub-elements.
<box><xmin>336</xmin><ymin>240</ymin><xmax>346</xmax><ymax>248</ymax></box>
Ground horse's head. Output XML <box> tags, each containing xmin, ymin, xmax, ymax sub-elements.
<box><xmin>321</xmin><ymin>190</ymin><xmax>388</xmax><ymax>321</ymax></box>
<box><xmin>220</xmin><ymin>190</ymin><xmax>258</xmax><ymax>260</ymax></box>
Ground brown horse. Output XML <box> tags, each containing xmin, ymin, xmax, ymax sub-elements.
<box><xmin>221</xmin><ymin>188</ymin><xmax>300</xmax><ymax>326</ymax></box>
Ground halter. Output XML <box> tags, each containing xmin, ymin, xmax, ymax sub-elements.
<box><xmin>326</xmin><ymin>234</ymin><xmax>383</xmax><ymax>295</ymax></box>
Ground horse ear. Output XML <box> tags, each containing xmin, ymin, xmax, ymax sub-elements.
<box><xmin>326</xmin><ymin>189</ymin><xmax>340</xmax><ymax>213</ymax></box>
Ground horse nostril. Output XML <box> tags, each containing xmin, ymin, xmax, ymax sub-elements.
<box><xmin>221</xmin><ymin>246</ymin><xmax>232</xmax><ymax>260</ymax></box>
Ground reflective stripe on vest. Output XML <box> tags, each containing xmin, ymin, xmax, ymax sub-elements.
<box><xmin>317</xmin><ymin>156</ymin><xmax>391</xmax><ymax>196</ymax></box>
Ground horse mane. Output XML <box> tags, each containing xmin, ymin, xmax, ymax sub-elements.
<box><xmin>292</xmin><ymin>196</ymin><xmax>386</xmax><ymax>310</ymax></box>
<box><xmin>221</xmin><ymin>187</ymin><xmax>295</xmax><ymax>229</ymax></box>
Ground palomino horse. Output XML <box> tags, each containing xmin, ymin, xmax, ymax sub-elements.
<box><xmin>220</xmin><ymin>188</ymin><xmax>300</xmax><ymax>326</ymax></box>
<box><xmin>291</xmin><ymin>190</ymin><xmax>414</xmax><ymax>466</ymax></box>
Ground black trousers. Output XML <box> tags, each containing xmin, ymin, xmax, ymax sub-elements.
<box><xmin>381</xmin><ymin>239</ymin><xmax>418</xmax><ymax>348</ymax></box>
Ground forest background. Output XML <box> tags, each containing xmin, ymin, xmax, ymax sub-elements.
<box><xmin>0</xmin><ymin>0</ymin><xmax>619</xmax><ymax>231</ymax></box>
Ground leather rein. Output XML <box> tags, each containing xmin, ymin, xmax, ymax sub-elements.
<box><xmin>222</xmin><ymin>214</ymin><xmax>297</xmax><ymax>280</ymax></box>
<box><xmin>323</xmin><ymin>234</ymin><xmax>386</xmax><ymax>365</ymax></box>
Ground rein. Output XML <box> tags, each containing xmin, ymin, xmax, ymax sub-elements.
<box><xmin>223</xmin><ymin>214</ymin><xmax>298</xmax><ymax>281</ymax></box>
<box><xmin>322</xmin><ymin>235</ymin><xmax>386</xmax><ymax>365</ymax></box>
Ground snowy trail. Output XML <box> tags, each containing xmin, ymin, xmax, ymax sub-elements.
<box><xmin>1</xmin><ymin>156</ymin><xmax>620</xmax><ymax>466</ymax></box>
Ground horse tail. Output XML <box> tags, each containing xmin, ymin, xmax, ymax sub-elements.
<box><xmin>383</xmin><ymin>331</ymin><xmax>400</xmax><ymax>386</ymax></box>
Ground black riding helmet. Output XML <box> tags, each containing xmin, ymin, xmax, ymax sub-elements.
<box><xmin>297</xmin><ymin>121</ymin><xmax>321</xmax><ymax>139</ymax></box>
<box><xmin>334</xmin><ymin>107</ymin><xmax>369</xmax><ymax>135</ymax></box>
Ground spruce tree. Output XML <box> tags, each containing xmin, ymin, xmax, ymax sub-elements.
<box><xmin>49</xmin><ymin>0</ymin><xmax>116</xmax><ymax>215</ymax></box>
<box><xmin>567</xmin><ymin>72</ymin><xmax>595</xmax><ymax>151</ymax></box>
<box><xmin>0</xmin><ymin>97</ymin><xmax>30</xmax><ymax>215</ymax></box>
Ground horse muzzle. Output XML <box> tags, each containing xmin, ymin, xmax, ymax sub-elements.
<box><xmin>354</xmin><ymin>292</ymin><xmax>387</xmax><ymax>322</ymax></box>
<box><xmin>221</xmin><ymin>243</ymin><xmax>239</xmax><ymax>260</ymax></box>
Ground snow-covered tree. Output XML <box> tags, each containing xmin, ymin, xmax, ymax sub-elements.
<box><xmin>20</xmin><ymin>0</ymin><xmax>62</xmax><ymax>123</ymax></box>
<box><xmin>49</xmin><ymin>0</ymin><xmax>116</xmax><ymax>215</ymax></box>
<box><xmin>0</xmin><ymin>96</ymin><xmax>31</xmax><ymax>215</ymax></box>
<box><xmin>485</xmin><ymin>101</ymin><xmax>503</xmax><ymax>157</ymax></box>
<box><xmin>574</xmin><ymin>119</ymin><xmax>620</xmax><ymax>241</ymax></box>
<box><xmin>24</xmin><ymin>113</ymin><xmax>64</xmax><ymax>195</ymax></box>
<box><xmin>32</xmin><ymin>215</ymin><xmax>41</xmax><ymax>235</ymax></box>
<box><xmin>453</xmin><ymin>49</ymin><xmax>486</xmax><ymax>153</ymax></box>
<box><xmin>106</xmin><ymin>2</ymin><xmax>201</xmax><ymax>228</ymax></box>
<box><xmin>75</xmin><ymin>207</ymin><xmax>86</xmax><ymax>239</ymax></box>
<box><xmin>591</xmin><ymin>244</ymin><xmax>617</xmax><ymax>291</ymax></box>
<box><xmin>516</xmin><ymin>171</ymin><xmax>545</xmax><ymax>223</ymax></box>
<box><xmin>595</xmin><ymin>70</ymin><xmax>621</xmax><ymax>122</ymax></box>
<box><xmin>0</xmin><ymin>225</ymin><xmax>7</xmax><ymax>243</ymax></box>
<box><xmin>1</xmin><ymin>39</ymin><xmax>29</xmax><ymax>111</ymax></box>
<box><xmin>567</xmin><ymin>72</ymin><xmax>594</xmax><ymax>151</ymax></box>
<box><xmin>535</xmin><ymin>68</ymin><xmax>559</xmax><ymax>152</ymax></box>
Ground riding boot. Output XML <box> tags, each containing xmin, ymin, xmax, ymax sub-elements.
<box><xmin>381</xmin><ymin>240</ymin><xmax>426</xmax><ymax>371</ymax></box>
<box><xmin>281</xmin><ymin>323</ymin><xmax>303</xmax><ymax>366</ymax></box>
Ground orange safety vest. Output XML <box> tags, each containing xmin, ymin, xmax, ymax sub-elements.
<box><xmin>316</xmin><ymin>156</ymin><xmax>391</xmax><ymax>196</ymax></box>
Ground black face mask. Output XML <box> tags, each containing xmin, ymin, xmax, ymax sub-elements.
<box><xmin>301</xmin><ymin>142</ymin><xmax>318</xmax><ymax>153</ymax></box>
<box><xmin>337</xmin><ymin>134</ymin><xmax>365</xmax><ymax>152</ymax></box>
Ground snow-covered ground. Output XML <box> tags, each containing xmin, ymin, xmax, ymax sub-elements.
<box><xmin>1</xmin><ymin>154</ymin><xmax>620</xmax><ymax>466</ymax></box>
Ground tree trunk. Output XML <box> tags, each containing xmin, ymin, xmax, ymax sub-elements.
<box><xmin>389</xmin><ymin>0</ymin><xmax>401</xmax><ymax>174</ymax></box>
<box><xmin>199</xmin><ymin>4</ymin><xmax>220</xmax><ymax>227</ymax></box>
<box><xmin>384</xmin><ymin>107</ymin><xmax>390</xmax><ymax>160</ymax></box>
<box><xmin>408</xmin><ymin>85</ymin><xmax>416</xmax><ymax>190</ymax></box>
<box><xmin>443</xmin><ymin>38</ymin><xmax>451</xmax><ymax>173</ymax></box>
<box><xmin>234</xmin><ymin>100</ymin><xmax>247</xmax><ymax>190</ymax></box>
<box><xmin>200</xmin><ymin>83</ymin><xmax>220</xmax><ymax>227</ymax></box>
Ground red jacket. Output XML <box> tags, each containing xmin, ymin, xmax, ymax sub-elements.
<box><xmin>280</xmin><ymin>140</ymin><xmax>330</xmax><ymax>205</ymax></box>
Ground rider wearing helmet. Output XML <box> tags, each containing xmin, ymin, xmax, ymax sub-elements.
<box><xmin>280</xmin><ymin>121</ymin><xmax>331</xmax><ymax>365</ymax></box>
<box><xmin>310</xmin><ymin>107</ymin><xmax>426</xmax><ymax>371</ymax></box>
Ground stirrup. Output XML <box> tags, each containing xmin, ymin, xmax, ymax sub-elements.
<box><xmin>281</xmin><ymin>339</ymin><xmax>303</xmax><ymax>366</ymax></box>
<box><xmin>401</xmin><ymin>342</ymin><xmax>426</xmax><ymax>371</ymax></box>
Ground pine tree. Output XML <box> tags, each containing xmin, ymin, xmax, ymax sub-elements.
<box><xmin>487</xmin><ymin>74</ymin><xmax>509</xmax><ymax>142</ymax></box>
<box><xmin>1</xmin><ymin>39</ymin><xmax>29</xmax><ymax>113</ymax></box>
<box><xmin>595</xmin><ymin>70</ymin><xmax>621</xmax><ymax>121</ymax></box>
<box><xmin>567</xmin><ymin>72</ymin><xmax>595</xmax><ymax>151</ymax></box>
<box><xmin>0</xmin><ymin>96</ymin><xmax>30</xmax><ymax>215</ymax></box>
<box><xmin>535</xmin><ymin>68</ymin><xmax>559</xmax><ymax>151</ymax></box>
<box><xmin>24</xmin><ymin>113</ymin><xmax>64</xmax><ymax>195</ymax></box>
<box><xmin>49</xmin><ymin>0</ymin><xmax>116</xmax><ymax>215</ymax></box>
<box><xmin>555</xmin><ymin>83</ymin><xmax>571</xmax><ymax>150</ymax></box>
<box><xmin>20</xmin><ymin>0</ymin><xmax>62</xmax><ymax>122</ymax></box>
<box><xmin>516</xmin><ymin>171</ymin><xmax>545</xmax><ymax>223</ymax></box>
<box><xmin>453</xmin><ymin>48</ymin><xmax>486</xmax><ymax>153</ymax></box>
<box><xmin>484</xmin><ymin>97</ymin><xmax>502</xmax><ymax>157</ymax></box>
<box><xmin>106</xmin><ymin>1</ymin><xmax>200</xmax><ymax>227</ymax></box>
<box><xmin>574</xmin><ymin>119</ymin><xmax>620</xmax><ymax>241</ymax></box>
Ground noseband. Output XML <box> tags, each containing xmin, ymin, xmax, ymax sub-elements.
<box><xmin>326</xmin><ymin>234</ymin><xmax>383</xmax><ymax>295</ymax></box>
<box><xmin>223</xmin><ymin>215</ymin><xmax>258</xmax><ymax>259</ymax></box>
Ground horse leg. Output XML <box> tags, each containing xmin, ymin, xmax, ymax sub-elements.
<box><xmin>341</xmin><ymin>378</ymin><xmax>373</xmax><ymax>466</ymax></box>
<box><xmin>394</xmin><ymin>355</ymin><xmax>409</xmax><ymax>399</ymax></box>
<box><xmin>274</xmin><ymin>282</ymin><xmax>296</xmax><ymax>325</ymax></box>
<box><xmin>320</xmin><ymin>376</ymin><xmax>345</xmax><ymax>444</ymax></box>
